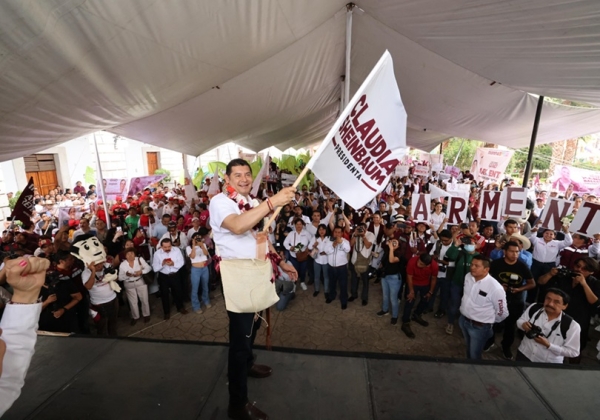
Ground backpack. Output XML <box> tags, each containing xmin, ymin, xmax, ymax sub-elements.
<box><xmin>527</xmin><ymin>303</ymin><xmax>573</xmax><ymax>340</ymax></box>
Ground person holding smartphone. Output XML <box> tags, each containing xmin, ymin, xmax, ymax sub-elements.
<box><xmin>186</xmin><ymin>233</ymin><xmax>210</xmax><ymax>313</ymax></box>
<box><xmin>152</xmin><ymin>238</ymin><xmax>187</xmax><ymax>320</ymax></box>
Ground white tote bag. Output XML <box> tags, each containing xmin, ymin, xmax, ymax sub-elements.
<box><xmin>219</xmin><ymin>258</ymin><xmax>279</xmax><ymax>313</ymax></box>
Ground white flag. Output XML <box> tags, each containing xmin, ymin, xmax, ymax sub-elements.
<box><xmin>251</xmin><ymin>153</ymin><xmax>269</xmax><ymax>196</ymax></box>
<box><xmin>207</xmin><ymin>167</ymin><xmax>220</xmax><ymax>198</ymax></box>
<box><xmin>306</xmin><ymin>51</ymin><xmax>406</xmax><ymax>209</ymax></box>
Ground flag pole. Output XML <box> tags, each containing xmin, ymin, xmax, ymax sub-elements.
<box><xmin>93</xmin><ymin>133</ymin><xmax>111</xmax><ymax>227</ymax></box>
<box><xmin>262</xmin><ymin>164</ymin><xmax>310</xmax><ymax>232</ymax></box>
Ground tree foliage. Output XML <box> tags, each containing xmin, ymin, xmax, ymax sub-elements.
<box><xmin>441</xmin><ymin>138</ymin><xmax>482</xmax><ymax>169</ymax></box>
<box><xmin>505</xmin><ymin>144</ymin><xmax>553</xmax><ymax>176</ymax></box>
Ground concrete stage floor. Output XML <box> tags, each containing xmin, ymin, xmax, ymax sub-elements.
<box><xmin>5</xmin><ymin>336</ymin><xmax>599</xmax><ymax>420</ymax></box>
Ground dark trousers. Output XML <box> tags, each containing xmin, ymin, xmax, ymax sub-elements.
<box><xmin>95</xmin><ymin>297</ymin><xmax>119</xmax><ymax>337</ymax></box>
<box><xmin>486</xmin><ymin>301</ymin><xmax>525</xmax><ymax>350</ymax></box>
<box><xmin>516</xmin><ymin>350</ymin><xmax>531</xmax><ymax>362</ymax></box>
<box><xmin>289</xmin><ymin>256</ymin><xmax>308</xmax><ymax>283</ymax></box>
<box><xmin>228</xmin><ymin>311</ymin><xmax>261</xmax><ymax>408</ymax></box>
<box><xmin>402</xmin><ymin>285</ymin><xmax>430</xmax><ymax>323</ymax></box>
<box><xmin>351</xmin><ymin>270</ymin><xmax>369</xmax><ymax>301</ymax></box>
<box><xmin>158</xmin><ymin>272</ymin><xmax>184</xmax><ymax>315</ymax></box>
<box><xmin>328</xmin><ymin>264</ymin><xmax>348</xmax><ymax>304</ymax></box>
<box><xmin>529</xmin><ymin>260</ymin><xmax>554</xmax><ymax>303</ymax></box>
<box><xmin>75</xmin><ymin>292</ymin><xmax>90</xmax><ymax>334</ymax></box>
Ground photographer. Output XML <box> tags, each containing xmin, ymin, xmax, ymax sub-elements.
<box><xmin>516</xmin><ymin>288</ymin><xmax>580</xmax><ymax>363</ymax></box>
<box><xmin>187</xmin><ymin>232</ymin><xmax>210</xmax><ymax>313</ymax></box>
<box><xmin>377</xmin><ymin>236</ymin><xmax>402</xmax><ymax>325</ymax></box>
<box><xmin>39</xmin><ymin>256</ymin><xmax>82</xmax><ymax>333</ymax></box>
<box><xmin>349</xmin><ymin>222</ymin><xmax>375</xmax><ymax>306</ymax></box>
<box><xmin>538</xmin><ymin>257</ymin><xmax>600</xmax><ymax>363</ymax></box>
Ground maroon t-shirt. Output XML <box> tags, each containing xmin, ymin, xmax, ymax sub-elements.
<box><xmin>406</xmin><ymin>256</ymin><xmax>439</xmax><ymax>286</ymax></box>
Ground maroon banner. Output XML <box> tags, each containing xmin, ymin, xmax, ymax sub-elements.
<box><xmin>10</xmin><ymin>177</ymin><xmax>35</xmax><ymax>224</ymax></box>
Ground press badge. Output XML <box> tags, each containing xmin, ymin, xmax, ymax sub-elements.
<box><xmin>479</xmin><ymin>290</ymin><xmax>488</xmax><ymax>297</ymax></box>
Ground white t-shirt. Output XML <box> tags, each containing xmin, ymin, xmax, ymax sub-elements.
<box><xmin>186</xmin><ymin>245</ymin><xmax>208</xmax><ymax>264</ymax></box>
<box><xmin>82</xmin><ymin>264</ymin><xmax>117</xmax><ymax>305</ymax></box>
<box><xmin>209</xmin><ymin>193</ymin><xmax>257</xmax><ymax>259</ymax></box>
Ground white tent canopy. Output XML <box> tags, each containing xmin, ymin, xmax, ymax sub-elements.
<box><xmin>2</xmin><ymin>0</ymin><xmax>600</xmax><ymax>162</ymax></box>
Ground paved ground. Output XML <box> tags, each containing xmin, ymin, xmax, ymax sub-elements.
<box><xmin>113</xmin><ymin>280</ymin><xmax>600</xmax><ymax>365</ymax></box>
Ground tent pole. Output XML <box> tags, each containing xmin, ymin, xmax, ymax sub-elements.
<box><xmin>93</xmin><ymin>132</ymin><xmax>111</xmax><ymax>227</ymax></box>
<box><xmin>344</xmin><ymin>3</ymin><xmax>355</xmax><ymax>107</ymax></box>
<box><xmin>452</xmin><ymin>139</ymin><xmax>465</xmax><ymax>167</ymax></box>
<box><xmin>522</xmin><ymin>96</ymin><xmax>544</xmax><ymax>187</ymax></box>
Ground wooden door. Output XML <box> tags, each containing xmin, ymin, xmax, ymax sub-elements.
<box><xmin>24</xmin><ymin>154</ymin><xmax>59</xmax><ymax>196</ymax></box>
<box><xmin>147</xmin><ymin>152</ymin><xmax>159</xmax><ymax>175</ymax></box>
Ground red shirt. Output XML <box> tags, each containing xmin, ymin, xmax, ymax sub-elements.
<box><xmin>406</xmin><ymin>256</ymin><xmax>439</xmax><ymax>286</ymax></box>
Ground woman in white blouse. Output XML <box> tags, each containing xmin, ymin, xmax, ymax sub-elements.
<box><xmin>118</xmin><ymin>248</ymin><xmax>152</xmax><ymax>325</ymax></box>
<box><xmin>283</xmin><ymin>218</ymin><xmax>314</xmax><ymax>291</ymax></box>
<box><xmin>309</xmin><ymin>224</ymin><xmax>331</xmax><ymax>298</ymax></box>
<box><xmin>429</xmin><ymin>202</ymin><xmax>447</xmax><ymax>231</ymax></box>
<box><xmin>186</xmin><ymin>232</ymin><xmax>210</xmax><ymax>313</ymax></box>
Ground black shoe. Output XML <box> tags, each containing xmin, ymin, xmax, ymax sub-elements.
<box><xmin>361</xmin><ymin>300</ymin><xmax>368</xmax><ymax>306</ymax></box>
<box><xmin>391</xmin><ymin>317</ymin><xmax>398</xmax><ymax>325</ymax></box>
<box><xmin>313</xmin><ymin>291</ymin><xmax>320</xmax><ymax>297</ymax></box>
<box><xmin>376</xmin><ymin>310</ymin><xmax>389</xmax><ymax>317</ymax></box>
<box><xmin>374</xmin><ymin>278</ymin><xmax>381</xmax><ymax>284</ymax></box>
<box><xmin>411</xmin><ymin>314</ymin><xmax>429</xmax><ymax>327</ymax></box>
<box><xmin>434</xmin><ymin>310</ymin><xmax>446</xmax><ymax>319</ymax></box>
<box><xmin>422</xmin><ymin>309</ymin><xmax>432</xmax><ymax>315</ymax></box>
<box><xmin>483</xmin><ymin>341</ymin><xmax>496</xmax><ymax>352</ymax></box>
<box><xmin>348</xmin><ymin>296</ymin><xmax>357</xmax><ymax>302</ymax></box>
<box><xmin>502</xmin><ymin>347</ymin><xmax>513</xmax><ymax>360</ymax></box>
<box><xmin>325</xmin><ymin>298</ymin><xmax>332</xmax><ymax>304</ymax></box>
<box><xmin>228</xmin><ymin>402</ymin><xmax>269</xmax><ymax>420</ymax></box>
<box><xmin>401</xmin><ymin>322</ymin><xmax>415</xmax><ymax>338</ymax></box>
<box><xmin>341</xmin><ymin>304</ymin><xmax>347</xmax><ymax>310</ymax></box>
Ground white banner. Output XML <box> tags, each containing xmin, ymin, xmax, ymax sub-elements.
<box><xmin>472</xmin><ymin>148</ymin><xmax>514</xmax><ymax>183</ymax></box>
<box><xmin>280</xmin><ymin>173</ymin><xmax>298</xmax><ymax>186</ymax></box>
<box><xmin>411</xmin><ymin>193</ymin><xmax>431</xmax><ymax>222</ymax></box>
<box><xmin>413</xmin><ymin>165</ymin><xmax>430</xmax><ymax>177</ymax></box>
<box><xmin>100</xmin><ymin>178</ymin><xmax>129</xmax><ymax>201</ymax></box>
<box><xmin>444</xmin><ymin>165</ymin><xmax>461</xmax><ymax>178</ymax></box>
<box><xmin>569</xmin><ymin>202</ymin><xmax>600</xmax><ymax>237</ymax></box>
<box><xmin>307</xmin><ymin>51</ymin><xmax>407</xmax><ymax>209</ymax></box>
<box><xmin>429</xmin><ymin>154</ymin><xmax>443</xmax><ymax>172</ymax></box>
<box><xmin>550</xmin><ymin>165</ymin><xmax>600</xmax><ymax>194</ymax></box>
<box><xmin>479</xmin><ymin>190</ymin><xmax>503</xmax><ymax>221</ymax></box>
<box><xmin>447</xmin><ymin>194</ymin><xmax>469</xmax><ymax>224</ymax></box>
<box><xmin>540</xmin><ymin>198</ymin><xmax>574</xmax><ymax>231</ymax></box>
<box><xmin>395</xmin><ymin>165</ymin><xmax>409</xmax><ymax>177</ymax></box>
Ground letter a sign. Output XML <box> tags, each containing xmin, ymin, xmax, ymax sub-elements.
<box><xmin>307</xmin><ymin>51</ymin><xmax>407</xmax><ymax>209</ymax></box>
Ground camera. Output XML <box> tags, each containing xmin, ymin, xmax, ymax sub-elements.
<box><xmin>356</xmin><ymin>227</ymin><xmax>365</xmax><ymax>234</ymax></box>
<box><xmin>525</xmin><ymin>325</ymin><xmax>543</xmax><ymax>339</ymax></box>
<box><xmin>104</xmin><ymin>266</ymin><xmax>117</xmax><ymax>276</ymax></box>
<box><xmin>438</xmin><ymin>265</ymin><xmax>447</xmax><ymax>273</ymax></box>
<box><xmin>556</xmin><ymin>266</ymin><xmax>577</xmax><ymax>278</ymax></box>
<box><xmin>460</xmin><ymin>236</ymin><xmax>472</xmax><ymax>245</ymax></box>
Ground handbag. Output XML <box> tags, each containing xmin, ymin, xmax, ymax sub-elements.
<box><xmin>219</xmin><ymin>257</ymin><xmax>279</xmax><ymax>313</ymax></box>
<box><xmin>293</xmin><ymin>233</ymin><xmax>309</xmax><ymax>262</ymax></box>
<box><xmin>138</xmin><ymin>257</ymin><xmax>155</xmax><ymax>285</ymax></box>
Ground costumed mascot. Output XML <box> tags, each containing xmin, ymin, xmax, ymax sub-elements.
<box><xmin>71</xmin><ymin>234</ymin><xmax>121</xmax><ymax>292</ymax></box>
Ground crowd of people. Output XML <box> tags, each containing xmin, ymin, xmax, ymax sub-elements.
<box><xmin>0</xmin><ymin>161</ymin><xmax>599</xmax><ymax>366</ymax></box>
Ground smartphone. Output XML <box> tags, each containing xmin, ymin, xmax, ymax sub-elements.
<box><xmin>117</xmin><ymin>226</ymin><xmax>122</xmax><ymax>232</ymax></box>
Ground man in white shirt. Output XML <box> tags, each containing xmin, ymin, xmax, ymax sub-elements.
<box><xmin>459</xmin><ymin>255</ymin><xmax>508</xmax><ymax>359</ymax></box>
<box><xmin>349</xmin><ymin>222</ymin><xmax>376</xmax><ymax>306</ymax></box>
<box><xmin>209</xmin><ymin>159</ymin><xmax>297</xmax><ymax>420</ymax></box>
<box><xmin>516</xmin><ymin>288</ymin><xmax>580</xmax><ymax>363</ymax></box>
<box><xmin>152</xmin><ymin>238</ymin><xmax>187</xmax><ymax>320</ymax></box>
<box><xmin>527</xmin><ymin>225</ymin><xmax>572</xmax><ymax>271</ymax></box>
<box><xmin>287</xmin><ymin>205</ymin><xmax>310</xmax><ymax>227</ymax></box>
<box><xmin>325</xmin><ymin>226</ymin><xmax>351</xmax><ymax>309</ymax></box>
<box><xmin>0</xmin><ymin>257</ymin><xmax>50</xmax><ymax>416</ymax></box>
